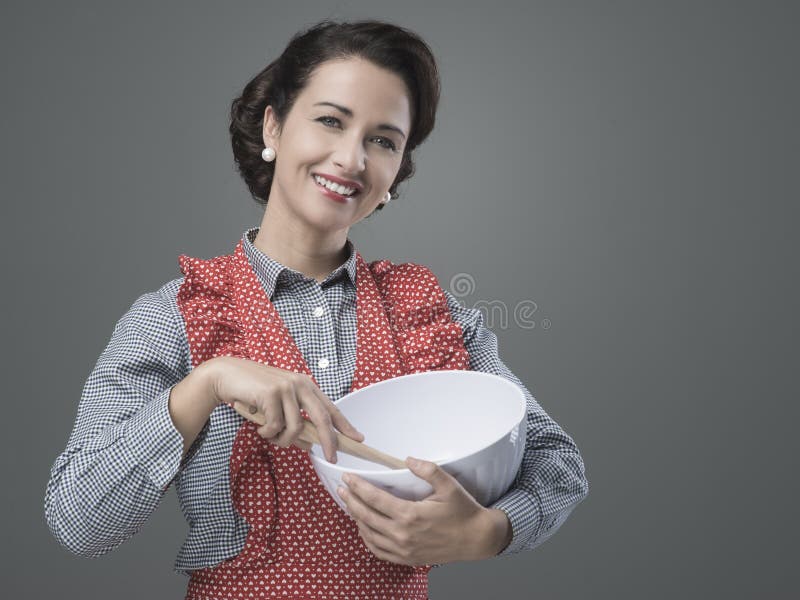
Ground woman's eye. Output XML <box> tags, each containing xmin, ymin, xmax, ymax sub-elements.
<box><xmin>373</xmin><ymin>137</ymin><xmax>397</xmax><ymax>151</ymax></box>
<box><xmin>317</xmin><ymin>115</ymin><xmax>341</xmax><ymax>128</ymax></box>
<box><xmin>317</xmin><ymin>116</ymin><xmax>397</xmax><ymax>151</ymax></box>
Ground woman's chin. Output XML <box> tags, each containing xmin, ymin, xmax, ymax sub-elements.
<box><xmin>301</xmin><ymin>209</ymin><xmax>353</xmax><ymax>233</ymax></box>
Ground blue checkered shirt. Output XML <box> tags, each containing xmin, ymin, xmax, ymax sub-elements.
<box><xmin>44</xmin><ymin>226</ymin><xmax>589</xmax><ymax>575</ymax></box>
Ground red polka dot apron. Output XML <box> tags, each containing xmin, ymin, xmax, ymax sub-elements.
<box><xmin>176</xmin><ymin>239</ymin><xmax>471</xmax><ymax>599</ymax></box>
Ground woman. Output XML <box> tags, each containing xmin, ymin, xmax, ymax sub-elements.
<box><xmin>45</xmin><ymin>19</ymin><xmax>589</xmax><ymax>599</ymax></box>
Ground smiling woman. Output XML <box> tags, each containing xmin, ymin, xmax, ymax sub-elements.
<box><xmin>229</xmin><ymin>20</ymin><xmax>439</xmax><ymax>211</ymax></box>
<box><xmin>44</xmin><ymin>18</ymin><xmax>589</xmax><ymax>600</ymax></box>
<box><xmin>254</xmin><ymin>57</ymin><xmax>412</xmax><ymax>274</ymax></box>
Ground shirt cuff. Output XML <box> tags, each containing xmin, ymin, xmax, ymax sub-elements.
<box><xmin>122</xmin><ymin>386</ymin><xmax>185</xmax><ymax>490</ymax></box>
<box><xmin>490</xmin><ymin>487</ymin><xmax>543</xmax><ymax>556</ymax></box>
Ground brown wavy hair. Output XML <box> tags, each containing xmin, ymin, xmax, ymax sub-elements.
<box><xmin>229</xmin><ymin>19</ymin><xmax>441</xmax><ymax>212</ymax></box>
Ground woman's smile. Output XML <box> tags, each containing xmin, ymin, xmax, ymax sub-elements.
<box><xmin>312</xmin><ymin>173</ymin><xmax>364</xmax><ymax>204</ymax></box>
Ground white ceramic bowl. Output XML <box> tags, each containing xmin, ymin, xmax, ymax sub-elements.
<box><xmin>309</xmin><ymin>370</ymin><xmax>527</xmax><ymax>511</ymax></box>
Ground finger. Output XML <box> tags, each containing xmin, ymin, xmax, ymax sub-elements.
<box><xmin>339</xmin><ymin>482</ymin><xmax>395</xmax><ymax>531</ymax></box>
<box><xmin>233</xmin><ymin>399</ymin><xmax>264</xmax><ymax>424</ymax></box>
<box><xmin>356</xmin><ymin>521</ymin><xmax>410</xmax><ymax>566</ymax></box>
<box><xmin>294</xmin><ymin>439</ymin><xmax>313</xmax><ymax>451</ymax></box>
<box><xmin>300</xmin><ymin>389</ymin><xmax>338</xmax><ymax>463</ymax></box>
<box><xmin>270</xmin><ymin>388</ymin><xmax>302</xmax><ymax>447</ymax></box>
<box><xmin>405</xmin><ymin>457</ymin><xmax>454</xmax><ymax>493</ymax></box>
<box><xmin>256</xmin><ymin>395</ymin><xmax>285</xmax><ymax>439</ymax></box>
<box><xmin>313</xmin><ymin>387</ymin><xmax>364</xmax><ymax>442</ymax></box>
<box><xmin>355</xmin><ymin>519</ymin><xmax>403</xmax><ymax>559</ymax></box>
<box><xmin>342</xmin><ymin>474</ymin><xmax>408</xmax><ymax>520</ymax></box>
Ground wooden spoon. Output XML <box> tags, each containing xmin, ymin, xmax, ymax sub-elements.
<box><xmin>231</xmin><ymin>402</ymin><xmax>407</xmax><ymax>469</ymax></box>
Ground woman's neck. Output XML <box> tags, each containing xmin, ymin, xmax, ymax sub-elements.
<box><xmin>253</xmin><ymin>202</ymin><xmax>350</xmax><ymax>283</ymax></box>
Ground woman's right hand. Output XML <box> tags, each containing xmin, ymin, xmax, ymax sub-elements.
<box><xmin>204</xmin><ymin>356</ymin><xmax>364</xmax><ymax>463</ymax></box>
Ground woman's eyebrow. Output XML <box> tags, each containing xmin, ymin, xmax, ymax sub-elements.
<box><xmin>313</xmin><ymin>101</ymin><xmax>406</xmax><ymax>139</ymax></box>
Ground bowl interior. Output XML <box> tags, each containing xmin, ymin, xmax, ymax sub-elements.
<box><xmin>312</xmin><ymin>370</ymin><xmax>526</xmax><ymax>471</ymax></box>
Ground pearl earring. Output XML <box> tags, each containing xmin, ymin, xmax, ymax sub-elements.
<box><xmin>382</xmin><ymin>191</ymin><xmax>392</xmax><ymax>204</ymax></box>
<box><xmin>261</xmin><ymin>147</ymin><xmax>276</xmax><ymax>162</ymax></box>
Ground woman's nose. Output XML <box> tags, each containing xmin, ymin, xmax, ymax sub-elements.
<box><xmin>332</xmin><ymin>136</ymin><xmax>366</xmax><ymax>173</ymax></box>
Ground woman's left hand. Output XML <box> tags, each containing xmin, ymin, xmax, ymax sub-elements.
<box><xmin>337</xmin><ymin>457</ymin><xmax>511</xmax><ymax>566</ymax></box>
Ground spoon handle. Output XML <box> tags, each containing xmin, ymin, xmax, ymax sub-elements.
<box><xmin>230</xmin><ymin>402</ymin><xmax>407</xmax><ymax>470</ymax></box>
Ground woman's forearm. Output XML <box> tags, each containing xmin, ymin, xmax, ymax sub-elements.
<box><xmin>168</xmin><ymin>360</ymin><xmax>218</xmax><ymax>456</ymax></box>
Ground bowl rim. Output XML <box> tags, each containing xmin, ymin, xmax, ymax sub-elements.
<box><xmin>308</xmin><ymin>369</ymin><xmax>527</xmax><ymax>475</ymax></box>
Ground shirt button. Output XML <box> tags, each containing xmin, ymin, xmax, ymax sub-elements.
<box><xmin>312</xmin><ymin>306</ymin><xmax>325</xmax><ymax>318</ymax></box>
<box><xmin>317</xmin><ymin>357</ymin><xmax>330</xmax><ymax>369</ymax></box>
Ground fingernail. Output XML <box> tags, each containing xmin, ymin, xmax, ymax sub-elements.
<box><xmin>337</xmin><ymin>486</ymin><xmax>346</xmax><ymax>497</ymax></box>
<box><xmin>342</xmin><ymin>473</ymin><xmax>351</xmax><ymax>484</ymax></box>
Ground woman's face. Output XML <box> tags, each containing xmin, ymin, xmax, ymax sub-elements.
<box><xmin>262</xmin><ymin>57</ymin><xmax>412</xmax><ymax>235</ymax></box>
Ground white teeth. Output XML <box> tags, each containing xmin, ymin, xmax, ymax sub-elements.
<box><xmin>314</xmin><ymin>175</ymin><xmax>356</xmax><ymax>196</ymax></box>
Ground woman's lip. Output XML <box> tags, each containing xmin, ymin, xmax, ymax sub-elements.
<box><xmin>312</xmin><ymin>175</ymin><xmax>357</xmax><ymax>203</ymax></box>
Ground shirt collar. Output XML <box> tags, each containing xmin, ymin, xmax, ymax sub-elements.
<box><xmin>241</xmin><ymin>226</ymin><xmax>358</xmax><ymax>299</ymax></box>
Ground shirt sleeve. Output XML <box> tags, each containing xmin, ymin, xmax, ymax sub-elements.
<box><xmin>442</xmin><ymin>288</ymin><xmax>589</xmax><ymax>556</ymax></box>
<box><xmin>44</xmin><ymin>278</ymin><xmax>211</xmax><ymax>557</ymax></box>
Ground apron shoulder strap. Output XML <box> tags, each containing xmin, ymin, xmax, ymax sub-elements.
<box><xmin>367</xmin><ymin>259</ymin><xmax>471</xmax><ymax>373</ymax></box>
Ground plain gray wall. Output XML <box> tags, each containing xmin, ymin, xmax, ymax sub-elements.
<box><xmin>2</xmin><ymin>1</ymin><xmax>797</xmax><ymax>598</ymax></box>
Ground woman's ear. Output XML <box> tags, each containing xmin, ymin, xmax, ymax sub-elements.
<box><xmin>262</xmin><ymin>105</ymin><xmax>281</xmax><ymax>152</ymax></box>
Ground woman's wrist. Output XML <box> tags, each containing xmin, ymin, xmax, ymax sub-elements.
<box><xmin>479</xmin><ymin>508</ymin><xmax>513</xmax><ymax>559</ymax></box>
<box><xmin>168</xmin><ymin>360</ymin><xmax>219</xmax><ymax>456</ymax></box>
<box><xmin>195</xmin><ymin>358</ymin><xmax>222</xmax><ymax>408</ymax></box>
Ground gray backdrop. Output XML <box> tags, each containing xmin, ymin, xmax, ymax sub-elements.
<box><xmin>2</xmin><ymin>1</ymin><xmax>797</xmax><ymax>598</ymax></box>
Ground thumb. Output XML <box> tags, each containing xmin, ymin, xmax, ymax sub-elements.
<box><xmin>405</xmin><ymin>456</ymin><xmax>452</xmax><ymax>491</ymax></box>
